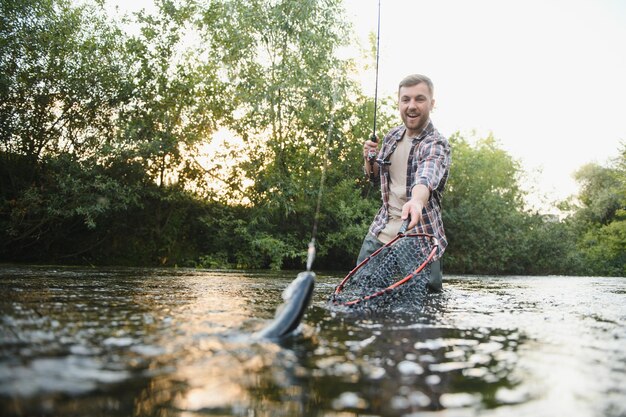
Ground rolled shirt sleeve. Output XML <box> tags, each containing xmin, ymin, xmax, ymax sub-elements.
<box><xmin>412</xmin><ymin>135</ymin><xmax>450</xmax><ymax>204</ymax></box>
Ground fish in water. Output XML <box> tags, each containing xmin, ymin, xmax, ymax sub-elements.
<box><xmin>253</xmin><ymin>271</ymin><xmax>315</xmax><ymax>341</ymax></box>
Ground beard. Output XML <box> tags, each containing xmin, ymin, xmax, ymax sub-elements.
<box><xmin>402</xmin><ymin>112</ymin><xmax>429</xmax><ymax>135</ymax></box>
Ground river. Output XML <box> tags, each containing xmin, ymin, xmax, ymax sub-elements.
<box><xmin>1</xmin><ymin>265</ymin><xmax>625</xmax><ymax>417</ymax></box>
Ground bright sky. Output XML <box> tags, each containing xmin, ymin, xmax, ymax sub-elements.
<box><xmin>105</xmin><ymin>0</ymin><xmax>626</xmax><ymax>205</ymax></box>
<box><xmin>343</xmin><ymin>0</ymin><xmax>626</xmax><ymax>204</ymax></box>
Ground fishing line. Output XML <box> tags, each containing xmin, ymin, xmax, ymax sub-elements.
<box><xmin>306</xmin><ymin>85</ymin><xmax>337</xmax><ymax>271</ymax></box>
<box><xmin>309</xmin><ymin>0</ymin><xmax>381</xmax><ymax>270</ymax></box>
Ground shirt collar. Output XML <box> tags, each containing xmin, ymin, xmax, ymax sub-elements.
<box><xmin>395</xmin><ymin>119</ymin><xmax>434</xmax><ymax>142</ymax></box>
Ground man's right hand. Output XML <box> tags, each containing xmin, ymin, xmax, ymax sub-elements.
<box><xmin>363</xmin><ymin>138</ymin><xmax>378</xmax><ymax>160</ymax></box>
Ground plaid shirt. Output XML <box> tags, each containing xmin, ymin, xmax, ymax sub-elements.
<box><xmin>368</xmin><ymin>120</ymin><xmax>451</xmax><ymax>256</ymax></box>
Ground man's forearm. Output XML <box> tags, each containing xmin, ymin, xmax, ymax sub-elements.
<box><xmin>410</xmin><ymin>184</ymin><xmax>430</xmax><ymax>206</ymax></box>
<box><xmin>402</xmin><ymin>184</ymin><xmax>430</xmax><ymax>229</ymax></box>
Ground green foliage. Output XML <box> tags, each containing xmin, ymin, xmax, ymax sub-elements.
<box><xmin>116</xmin><ymin>0</ymin><xmax>231</xmax><ymax>190</ymax></box>
<box><xmin>578</xmin><ymin>220</ymin><xmax>626</xmax><ymax>276</ymax></box>
<box><xmin>0</xmin><ymin>0</ymin><xmax>140</xmax><ymax>260</ymax></box>
<box><xmin>196</xmin><ymin>252</ymin><xmax>230</xmax><ymax>269</ymax></box>
<box><xmin>197</xmin><ymin>0</ymin><xmax>355</xmax><ymax>207</ymax></box>
<box><xmin>444</xmin><ymin>133</ymin><xmax>525</xmax><ymax>274</ymax></box>
<box><xmin>316</xmin><ymin>177</ymin><xmax>379</xmax><ymax>270</ymax></box>
<box><xmin>573</xmin><ymin>164</ymin><xmax>623</xmax><ymax>226</ymax></box>
<box><xmin>568</xmin><ymin>145</ymin><xmax>626</xmax><ymax>276</ymax></box>
<box><xmin>1</xmin><ymin>0</ymin><xmax>129</xmax><ymax>160</ymax></box>
<box><xmin>190</xmin><ymin>0</ymin><xmax>378</xmax><ymax>270</ymax></box>
<box><xmin>0</xmin><ymin>152</ymin><xmax>143</xmax><ymax>261</ymax></box>
<box><xmin>443</xmin><ymin>133</ymin><xmax>583</xmax><ymax>275</ymax></box>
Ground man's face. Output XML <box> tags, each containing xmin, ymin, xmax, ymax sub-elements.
<box><xmin>398</xmin><ymin>82</ymin><xmax>435</xmax><ymax>136</ymax></box>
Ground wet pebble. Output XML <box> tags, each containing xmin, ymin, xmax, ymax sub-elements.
<box><xmin>398</xmin><ymin>360</ymin><xmax>424</xmax><ymax>375</ymax></box>
<box><xmin>425</xmin><ymin>374</ymin><xmax>441</xmax><ymax>385</ymax></box>
<box><xmin>392</xmin><ymin>387</ymin><xmax>432</xmax><ymax>410</ymax></box>
<box><xmin>332</xmin><ymin>392</ymin><xmax>368</xmax><ymax>410</ymax></box>
<box><xmin>495</xmin><ymin>387</ymin><xmax>530</xmax><ymax>404</ymax></box>
<box><xmin>439</xmin><ymin>392</ymin><xmax>481</xmax><ymax>408</ymax></box>
<box><xmin>429</xmin><ymin>361</ymin><xmax>473</xmax><ymax>372</ymax></box>
<box><xmin>102</xmin><ymin>336</ymin><xmax>134</xmax><ymax>347</ymax></box>
<box><xmin>69</xmin><ymin>344</ymin><xmax>98</xmax><ymax>355</ymax></box>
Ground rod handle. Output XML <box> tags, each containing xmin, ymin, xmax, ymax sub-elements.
<box><xmin>367</xmin><ymin>134</ymin><xmax>378</xmax><ymax>161</ymax></box>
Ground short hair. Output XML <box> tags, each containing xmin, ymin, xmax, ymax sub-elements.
<box><xmin>398</xmin><ymin>74</ymin><xmax>434</xmax><ymax>96</ymax></box>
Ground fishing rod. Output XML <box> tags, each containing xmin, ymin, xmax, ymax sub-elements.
<box><xmin>368</xmin><ymin>0</ymin><xmax>381</xmax><ymax>179</ymax></box>
<box><xmin>371</xmin><ymin>0</ymin><xmax>381</xmax><ymax>142</ymax></box>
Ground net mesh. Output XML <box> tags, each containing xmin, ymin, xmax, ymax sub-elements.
<box><xmin>330</xmin><ymin>234</ymin><xmax>436</xmax><ymax>310</ymax></box>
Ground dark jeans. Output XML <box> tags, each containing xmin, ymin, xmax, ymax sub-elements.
<box><xmin>356</xmin><ymin>233</ymin><xmax>443</xmax><ymax>292</ymax></box>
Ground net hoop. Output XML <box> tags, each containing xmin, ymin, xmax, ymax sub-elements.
<box><xmin>331</xmin><ymin>232</ymin><xmax>439</xmax><ymax>307</ymax></box>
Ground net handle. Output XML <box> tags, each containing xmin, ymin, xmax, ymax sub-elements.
<box><xmin>332</xmin><ymin>232</ymin><xmax>439</xmax><ymax>306</ymax></box>
<box><xmin>397</xmin><ymin>217</ymin><xmax>410</xmax><ymax>235</ymax></box>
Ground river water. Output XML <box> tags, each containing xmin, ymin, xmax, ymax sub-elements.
<box><xmin>0</xmin><ymin>266</ymin><xmax>625</xmax><ymax>417</ymax></box>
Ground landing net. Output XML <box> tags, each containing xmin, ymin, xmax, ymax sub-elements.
<box><xmin>330</xmin><ymin>233</ymin><xmax>439</xmax><ymax>308</ymax></box>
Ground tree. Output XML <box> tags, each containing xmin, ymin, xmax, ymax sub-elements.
<box><xmin>115</xmin><ymin>0</ymin><xmax>232</xmax><ymax>193</ymax></box>
<box><xmin>0</xmin><ymin>0</ymin><xmax>383</xmax><ymax>268</ymax></box>
<box><xmin>443</xmin><ymin>133</ymin><xmax>528</xmax><ymax>273</ymax></box>
<box><xmin>569</xmin><ymin>145</ymin><xmax>626</xmax><ymax>276</ymax></box>
<box><xmin>0</xmin><ymin>0</ymin><xmax>129</xmax><ymax>162</ymax></box>
<box><xmin>0</xmin><ymin>0</ymin><xmax>138</xmax><ymax>259</ymax></box>
<box><xmin>193</xmin><ymin>0</ymin><xmax>374</xmax><ymax>269</ymax></box>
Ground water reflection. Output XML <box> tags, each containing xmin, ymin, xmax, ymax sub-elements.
<box><xmin>1</xmin><ymin>267</ymin><xmax>625</xmax><ymax>417</ymax></box>
<box><xmin>306</xmin><ymin>300</ymin><xmax>525</xmax><ymax>415</ymax></box>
